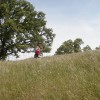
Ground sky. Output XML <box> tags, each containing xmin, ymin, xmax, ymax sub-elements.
<box><xmin>9</xmin><ymin>0</ymin><xmax>100</xmax><ymax>60</ymax></box>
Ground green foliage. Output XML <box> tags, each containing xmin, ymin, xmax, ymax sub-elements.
<box><xmin>0</xmin><ymin>0</ymin><xmax>55</xmax><ymax>60</ymax></box>
<box><xmin>74</xmin><ymin>38</ymin><xmax>84</xmax><ymax>52</ymax></box>
<box><xmin>56</xmin><ymin>39</ymin><xmax>74</xmax><ymax>54</ymax></box>
<box><xmin>0</xmin><ymin>50</ymin><xmax>100</xmax><ymax>99</ymax></box>
<box><xmin>56</xmin><ymin>38</ymin><xmax>84</xmax><ymax>55</ymax></box>
<box><xmin>83</xmin><ymin>45</ymin><xmax>92</xmax><ymax>51</ymax></box>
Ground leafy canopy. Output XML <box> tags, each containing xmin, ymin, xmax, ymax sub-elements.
<box><xmin>55</xmin><ymin>38</ymin><xmax>84</xmax><ymax>55</ymax></box>
<box><xmin>0</xmin><ymin>0</ymin><xmax>55</xmax><ymax>60</ymax></box>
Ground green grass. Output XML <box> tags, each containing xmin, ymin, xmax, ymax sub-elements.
<box><xmin>0</xmin><ymin>50</ymin><xmax>100</xmax><ymax>100</ymax></box>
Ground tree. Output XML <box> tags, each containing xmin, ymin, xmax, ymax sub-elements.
<box><xmin>55</xmin><ymin>39</ymin><xmax>74</xmax><ymax>55</ymax></box>
<box><xmin>0</xmin><ymin>0</ymin><xmax>2</xmax><ymax>3</ymax></box>
<box><xmin>95</xmin><ymin>45</ymin><xmax>100</xmax><ymax>50</ymax></box>
<box><xmin>0</xmin><ymin>0</ymin><xmax>55</xmax><ymax>60</ymax></box>
<box><xmin>55</xmin><ymin>45</ymin><xmax>65</xmax><ymax>55</ymax></box>
<box><xmin>55</xmin><ymin>38</ymin><xmax>83</xmax><ymax>55</ymax></box>
<box><xmin>74</xmin><ymin>38</ymin><xmax>84</xmax><ymax>52</ymax></box>
<box><xmin>83</xmin><ymin>45</ymin><xmax>92</xmax><ymax>51</ymax></box>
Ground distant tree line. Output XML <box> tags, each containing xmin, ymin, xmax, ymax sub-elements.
<box><xmin>95</xmin><ymin>45</ymin><xmax>100</xmax><ymax>50</ymax></box>
<box><xmin>55</xmin><ymin>38</ymin><xmax>100</xmax><ymax>55</ymax></box>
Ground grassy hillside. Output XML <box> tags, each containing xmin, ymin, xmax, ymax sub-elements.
<box><xmin>0</xmin><ymin>50</ymin><xmax>100</xmax><ymax>100</ymax></box>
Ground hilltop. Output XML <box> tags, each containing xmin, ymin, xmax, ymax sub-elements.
<box><xmin>0</xmin><ymin>50</ymin><xmax>100</xmax><ymax>100</ymax></box>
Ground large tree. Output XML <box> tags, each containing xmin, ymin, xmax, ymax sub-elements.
<box><xmin>55</xmin><ymin>38</ymin><xmax>84</xmax><ymax>55</ymax></box>
<box><xmin>0</xmin><ymin>0</ymin><xmax>55</xmax><ymax>60</ymax></box>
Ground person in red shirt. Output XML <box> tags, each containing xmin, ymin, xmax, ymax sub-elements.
<box><xmin>34</xmin><ymin>46</ymin><xmax>41</xmax><ymax>58</ymax></box>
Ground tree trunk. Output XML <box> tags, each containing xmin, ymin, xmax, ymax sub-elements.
<box><xmin>0</xmin><ymin>39</ymin><xmax>6</xmax><ymax>60</ymax></box>
<box><xmin>0</xmin><ymin>49</ymin><xmax>5</xmax><ymax>60</ymax></box>
<box><xmin>0</xmin><ymin>0</ymin><xmax>1</xmax><ymax>3</ymax></box>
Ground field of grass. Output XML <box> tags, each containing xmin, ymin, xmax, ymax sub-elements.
<box><xmin>0</xmin><ymin>50</ymin><xmax>100</xmax><ymax>100</ymax></box>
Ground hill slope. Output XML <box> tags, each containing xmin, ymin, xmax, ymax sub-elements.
<box><xmin>0</xmin><ymin>50</ymin><xmax>100</xmax><ymax>100</ymax></box>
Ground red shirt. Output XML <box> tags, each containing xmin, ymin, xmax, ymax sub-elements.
<box><xmin>35</xmin><ymin>49</ymin><xmax>40</xmax><ymax>55</ymax></box>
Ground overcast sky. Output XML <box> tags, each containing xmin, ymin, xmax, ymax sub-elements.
<box><xmin>9</xmin><ymin>0</ymin><xmax>100</xmax><ymax>60</ymax></box>
<box><xmin>28</xmin><ymin>0</ymin><xmax>100</xmax><ymax>51</ymax></box>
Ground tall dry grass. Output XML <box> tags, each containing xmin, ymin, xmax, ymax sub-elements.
<box><xmin>0</xmin><ymin>50</ymin><xmax>100</xmax><ymax>100</ymax></box>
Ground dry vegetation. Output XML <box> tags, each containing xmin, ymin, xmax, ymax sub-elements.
<box><xmin>0</xmin><ymin>50</ymin><xmax>100</xmax><ymax>100</ymax></box>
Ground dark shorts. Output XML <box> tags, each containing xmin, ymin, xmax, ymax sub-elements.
<box><xmin>34</xmin><ymin>54</ymin><xmax>39</xmax><ymax>58</ymax></box>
